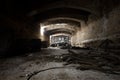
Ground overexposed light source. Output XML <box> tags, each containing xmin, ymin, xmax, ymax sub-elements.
<box><xmin>41</xmin><ymin>26</ymin><xmax>44</xmax><ymax>36</ymax></box>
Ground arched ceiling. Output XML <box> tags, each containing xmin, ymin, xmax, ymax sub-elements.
<box><xmin>31</xmin><ymin>7</ymin><xmax>90</xmax><ymax>23</ymax></box>
<box><xmin>42</xmin><ymin>23</ymin><xmax>76</xmax><ymax>35</ymax></box>
<box><xmin>42</xmin><ymin>18</ymin><xmax>81</xmax><ymax>27</ymax></box>
<box><xmin>2</xmin><ymin>0</ymin><xmax>119</xmax><ymax>23</ymax></box>
<box><xmin>51</xmin><ymin>33</ymin><xmax>71</xmax><ymax>37</ymax></box>
<box><xmin>1</xmin><ymin>0</ymin><xmax>120</xmax><ymax>37</ymax></box>
<box><xmin>37</xmin><ymin>7</ymin><xmax>88</xmax><ymax>35</ymax></box>
<box><xmin>2</xmin><ymin>0</ymin><xmax>99</xmax><ymax>24</ymax></box>
<box><xmin>44</xmin><ymin>28</ymin><xmax>74</xmax><ymax>35</ymax></box>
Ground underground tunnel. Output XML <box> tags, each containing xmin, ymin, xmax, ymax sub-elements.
<box><xmin>0</xmin><ymin>0</ymin><xmax>120</xmax><ymax>80</ymax></box>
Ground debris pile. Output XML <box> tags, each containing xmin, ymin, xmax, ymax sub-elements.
<box><xmin>26</xmin><ymin>49</ymin><xmax>120</xmax><ymax>80</ymax></box>
<box><xmin>61</xmin><ymin>49</ymin><xmax>120</xmax><ymax>74</ymax></box>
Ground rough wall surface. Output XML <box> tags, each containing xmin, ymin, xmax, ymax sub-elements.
<box><xmin>71</xmin><ymin>5</ymin><xmax>120</xmax><ymax>47</ymax></box>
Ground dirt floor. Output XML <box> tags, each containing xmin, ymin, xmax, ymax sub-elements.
<box><xmin>0</xmin><ymin>48</ymin><xmax>120</xmax><ymax>80</ymax></box>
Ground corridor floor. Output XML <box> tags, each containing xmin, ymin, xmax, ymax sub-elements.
<box><xmin>0</xmin><ymin>48</ymin><xmax>120</xmax><ymax>80</ymax></box>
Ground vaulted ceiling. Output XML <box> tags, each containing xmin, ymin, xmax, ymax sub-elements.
<box><xmin>1</xmin><ymin>0</ymin><xmax>120</xmax><ymax>36</ymax></box>
<box><xmin>2</xmin><ymin>0</ymin><xmax>119</xmax><ymax>22</ymax></box>
<box><xmin>1</xmin><ymin>0</ymin><xmax>99</xmax><ymax>23</ymax></box>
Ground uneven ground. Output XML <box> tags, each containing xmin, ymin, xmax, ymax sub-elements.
<box><xmin>0</xmin><ymin>48</ymin><xmax>120</xmax><ymax>80</ymax></box>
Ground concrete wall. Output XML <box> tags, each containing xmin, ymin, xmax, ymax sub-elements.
<box><xmin>0</xmin><ymin>17</ymin><xmax>41</xmax><ymax>56</ymax></box>
<box><xmin>71</xmin><ymin>5</ymin><xmax>120</xmax><ymax>48</ymax></box>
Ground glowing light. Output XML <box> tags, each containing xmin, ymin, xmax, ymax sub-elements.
<box><xmin>41</xmin><ymin>26</ymin><xmax>44</xmax><ymax>36</ymax></box>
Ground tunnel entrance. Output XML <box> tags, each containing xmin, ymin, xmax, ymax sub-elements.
<box><xmin>1</xmin><ymin>1</ymin><xmax>120</xmax><ymax>80</ymax></box>
<box><xmin>50</xmin><ymin>34</ymin><xmax>71</xmax><ymax>49</ymax></box>
<box><xmin>40</xmin><ymin>21</ymin><xmax>79</xmax><ymax>48</ymax></box>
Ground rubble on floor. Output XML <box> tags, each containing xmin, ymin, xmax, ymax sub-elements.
<box><xmin>0</xmin><ymin>48</ymin><xmax>120</xmax><ymax>80</ymax></box>
<box><xmin>53</xmin><ymin>49</ymin><xmax>120</xmax><ymax>75</ymax></box>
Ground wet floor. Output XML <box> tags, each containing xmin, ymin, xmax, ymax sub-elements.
<box><xmin>0</xmin><ymin>49</ymin><xmax>120</xmax><ymax>80</ymax></box>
